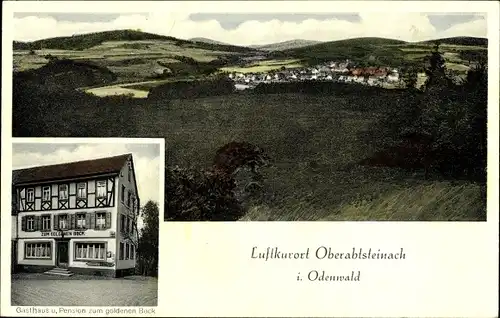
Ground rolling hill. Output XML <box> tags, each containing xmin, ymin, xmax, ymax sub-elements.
<box><xmin>13</xmin><ymin>29</ymin><xmax>259</xmax><ymax>53</ymax></box>
<box><xmin>277</xmin><ymin>37</ymin><xmax>409</xmax><ymax>65</ymax></box>
<box><xmin>275</xmin><ymin>36</ymin><xmax>487</xmax><ymax>67</ymax></box>
<box><xmin>419</xmin><ymin>36</ymin><xmax>488</xmax><ymax>47</ymax></box>
<box><xmin>189</xmin><ymin>37</ymin><xmax>231</xmax><ymax>46</ymax></box>
<box><xmin>251</xmin><ymin>39</ymin><xmax>322</xmax><ymax>51</ymax></box>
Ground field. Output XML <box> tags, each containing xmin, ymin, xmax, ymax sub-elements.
<box><xmin>13</xmin><ymin>39</ymin><xmax>242</xmax><ymax>83</ymax></box>
<box><xmin>220</xmin><ymin>59</ymin><xmax>303</xmax><ymax>73</ymax></box>
<box><xmin>13</xmin><ymin>90</ymin><xmax>486</xmax><ymax>221</ymax></box>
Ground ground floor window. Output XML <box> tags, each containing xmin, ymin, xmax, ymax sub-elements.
<box><xmin>119</xmin><ymin>242</ymin><xmax>124</xmax><ymax>260</ymax></box>
<box><xmin>75</xmin><ymin>242</ymin><xmax>106</xmax><ymax>260</ymax></box>
<box><xmin>25</xmin><ymin>242</ymin><xmax>51</xmax><ymax>259</ymax></box>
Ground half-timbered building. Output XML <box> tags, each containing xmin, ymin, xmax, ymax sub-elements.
<box><xmin>12</xmin><ymin>154</ymin><xmax>140</xmax><ymax>277</ymax></box>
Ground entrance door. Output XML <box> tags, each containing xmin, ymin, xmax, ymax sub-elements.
<box><xmin>57</xmin><ymin>241</ymin><xmax>69</xmax><ymax>268</ymax></box>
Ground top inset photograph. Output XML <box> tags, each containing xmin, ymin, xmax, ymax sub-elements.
<box><xmin>11</xmin><ymin>11</ymin><xmax>488</xmax><ymax>221</ymax></box>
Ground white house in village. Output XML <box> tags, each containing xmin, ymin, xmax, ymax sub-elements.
<box><xmin>11</xmin><ymin>154</ymin><xmax>140</xmax><ymax>277</ymax></box>
<box><xmin>387</xmin><ymin>71</ymin><xmax>400</xmax><ymax>82</ymax></box>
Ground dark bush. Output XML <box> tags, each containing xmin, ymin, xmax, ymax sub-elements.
<box><xmin>165</xmin><ymin>142</ymin><xmax>270</xmax><ymax>221</ymax></box>
<box><xmin>361</xmin><ymin>45</ymin><xmax>487</xmax><ymax>181</ymax></box>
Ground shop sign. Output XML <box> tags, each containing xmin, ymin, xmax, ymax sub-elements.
<box><xmin>41</xmin><ymin>231</ymin><xmax>86</xmax><ymax>237</ymax></box>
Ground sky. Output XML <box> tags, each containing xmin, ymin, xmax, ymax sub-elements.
<box><xmin>11</xmin><ymin>142</ymin><xmax>162</xmax><ymax>218</ymax></box>
<box><xmin>12</xmin><ymin>12</ymin><xmax>487</xmax><ymax>46</ymax></box>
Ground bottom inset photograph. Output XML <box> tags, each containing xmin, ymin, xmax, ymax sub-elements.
<box><xmin>10</xmin><ymin>139</ymin><xmax>161</xmax><ymax>307</ymax></box>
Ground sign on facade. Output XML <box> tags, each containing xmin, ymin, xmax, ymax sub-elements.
<box><xmin>41</xmin><ymin>231</ymin><xmax>86</xmax><ymax>237</ymax></box>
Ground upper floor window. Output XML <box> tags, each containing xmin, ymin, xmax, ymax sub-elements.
<box><xmin>127</xmin><ymin>191</ymin><xmax>131</xmax><ymax>207</ymax></box>
<box><xmin>59</xmin><ymin>185</ymin><xmax>68</xmax><ymax>200</ymax></box>
<box><xmin>76</xmin><ymin>213</ymin><xmax>86</xmax><ymax>229</ymax></box>
<box><xmin>42</xmin><ymin>215</ymin><xmax>51</xmax><ymax>231</ymax></box>
<box><xmin>131</xmin><ymin>197</ymin><xmax>137</xmax><ymax>214</ymax></box>
<box><xmin>26</xmin><ymin>216</ymin><xmax>35</xmax><ymax>231</ymax></box>
<box><xmin>96</xmin><ymin>180</ymin><xmax>106</xmax><ymax>198</ymax></box>
<box><xmin>120</xmin><ymin>215</ymin><xmax>126</xmax><ymax>232</ymax></box>
<box><xmin>26</xmin><ymin>188</ymin><xmax>35</xmax><ymax>202</ymax></box>
<box><xmin>42</xmin><ymin>186</ymin><xmax>50</xmax><ymax>202</ymax></box>
<box><xmin>96</xmin><ymin>212</ymin><xmax>106</xmax><ymax>230</ymax></box>
<box><xmin>129</xmin><ymin>219</ymin><xmax>134</xmax><ymax>233</ymax></box>
<box><xmin>59</xmin><ymin>214</ymin><xmax>68</xmax><ymax>230</ymax></box>
<box><xmin>128</xmin><ymin>163</ymin><xmax>132</xmax><ymax>182</ymax></box>
<box><xmin>121</xmin><ymin>185</ymin><xmax>126</xmax><ymax>203</ymax></box>
<box><xmin>77</xmin><ymin>183</ymin><xmax>86</xmax><ymax>198</ymax></box>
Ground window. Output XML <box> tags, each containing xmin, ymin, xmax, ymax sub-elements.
<box><xmin>119</xmin><ymin>242</ymin><xmax>124</xmax><ymax>260</ymax></box>
<box><xmin>42</xmin><ymin>186</ymin><xmax>50</xmax><ymax>202</ymax></box>
<box><xmin>131</xmin><ymin>198</ymin><xmax>137</xmax><ymax>214</ymax></box>
<box><xmin>42</xmin><ymin>215</ymin><xmax>51</xmax><ymax>231</ymax></box>
<box><xmin>120</xmin><ymin>215</ymin><xmax>125</xmax><ymax>232</ymax></box>
<box><xmin>25</xmin><ymin>242</ymin><xmax>51</xmax><ymax>259</ymax></box>
<box><xmin>127</xmin><ymin>191</ymin><xmax>131</xmax><ymax>207</ymax></box>
<box><xmin>26</xmin><ymin>188</ymin><xmax>34</xmax><ymax>202</ymax></box>
<box><xmin>128</xmin><ymin>163</ymin><xmax>132</xmax><ymax>182</ymax></box>
<box><xmin>75</xmin><ymin>242</ymin><xmax>105</xmax><ymax>260</ymax></box>
<box><xmin>96</xmin><ymin>181</ymin><xmax>106</xmax><ymax>198</ymax></box>
<box><xmin>76</xmin><ymin>213</ymin><xmax>86</xmax><ymax>229</ymax></box>
<box><xmin>121</xmin><ymin>185</ymin><xmax>125</xmax><ymax>202</ymax></box>
<box><xmin>77</xmin><ymin>183</ymin><xmax>86</xmax><ymax>198</ymax></box>
<box><xmin>59</xmin><ymin>214</ymin><xmax>68</xmax><ymax>230</ymax></box>
<box><xmin>96</xmin><ymin>212</ymin><xmax>106</xmax><ymax>229</ymax></box>
<box><xmin>131</xmin><ymin>244</ymin><xmax>135</xmax><ymax>260</ymax></box>
<box><xmin>125</xmin><ymin>243</ymin><xmax>130</xmax><ymax>260</ymax></box>
<box><xmin>26</xmin><ymin>216</ymin><xmax>35</xmax><ymax>231</ymax></box>
<box><xmin>59</xmin><ymin>185</ymin><xmax>68</xmax><ymax>200</ymax></box>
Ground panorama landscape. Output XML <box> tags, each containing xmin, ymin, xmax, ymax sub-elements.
<box><xmin>12</xmin><ymin>12</ymin><xmax>488</xmax><ymax>221</ymax></box>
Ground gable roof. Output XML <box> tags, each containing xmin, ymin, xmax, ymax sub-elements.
<box><xmin>12</xmin><ymin>154</ymin><xmax>132</xmax><ymax>185</ymax></box>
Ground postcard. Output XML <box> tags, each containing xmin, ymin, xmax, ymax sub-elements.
<box><xmin>2</xmin><ymin>1</ymin><xmax>498</xmax><ymax>317</ymax></box>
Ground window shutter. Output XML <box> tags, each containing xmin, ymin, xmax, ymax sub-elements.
<box><xmin>85</xmin><ymin>212</ymin><xmax>91</xmax><ymax>229</ymax></box>
<box><xmin>21</xmin><ymin>216</ymin><xmax>26</xmax><ymax>231</ymax></box>
<box><xmin>90</xmin><ymin>212</ymin><xmax>96</xmax><ymax>229</ymax></box>
<box><xmin>70</xmin><ymin>214</ymin><xmax>76</xmax><ymax>230</ymax></box>
<box><xmin>54</xmin><ymin>214</ymin><xmax>60</xmax><ymax>230</ymax></box>
<box><xmin>105</xmin><ymin>212</ymin><xmax>112</xmax><ymax>229</ymax></box>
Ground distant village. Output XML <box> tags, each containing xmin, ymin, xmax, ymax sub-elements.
<box><xmin>227</xmin><ymin>59</ymin><xmax>413</xmax><ymax>90</ymax></box>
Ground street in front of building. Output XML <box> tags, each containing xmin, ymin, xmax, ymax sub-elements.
<box><xmin>11</xmin><ymin>273</ymin><xmax>158</xmax><ymax>306</ymax></box>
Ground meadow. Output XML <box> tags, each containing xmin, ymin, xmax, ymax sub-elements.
<box><xmin>13</xmin><ymin>89</ymin><xmax>486</xmax><ymax>221</ymax></box>
<box><xmin>220</xmin><ymin>59</ymin><xmax>303</xmax><ymax>73</ymax></box>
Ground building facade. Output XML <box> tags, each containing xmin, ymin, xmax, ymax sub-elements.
<box><xmin>11</xmin><ymin>154</ymin><xmax>140</xmax><ymax>277</ymax></box>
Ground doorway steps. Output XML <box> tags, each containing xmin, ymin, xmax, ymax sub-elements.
<box><xmin>43</xmin><ymin>267</ymin><xmax>74</xmax><ymax>277</ymax></box>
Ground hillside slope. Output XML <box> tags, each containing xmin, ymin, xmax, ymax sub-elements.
<box><xmin>419</xmin><ymin>36</ymin><xmax>488</xmax><ymax>47</ymax></box>
<box><xmin>13</xmin><ymin>29</ymin><xmax>258</xmax><ymax>53</ymax></box>
<box><xmin>252</xmin><ymin>39</ymin><xmax>322</xmax><ymax>51</ymax></box>
<box><xmin>189</xmin><ymin>37</ymin><xmax>230</xmax><ymax>45</ymax></box>
<box><xmin>278</xmin><ymin>37</ymin><xmax>409</xmax><ymax>65</ymax></box>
